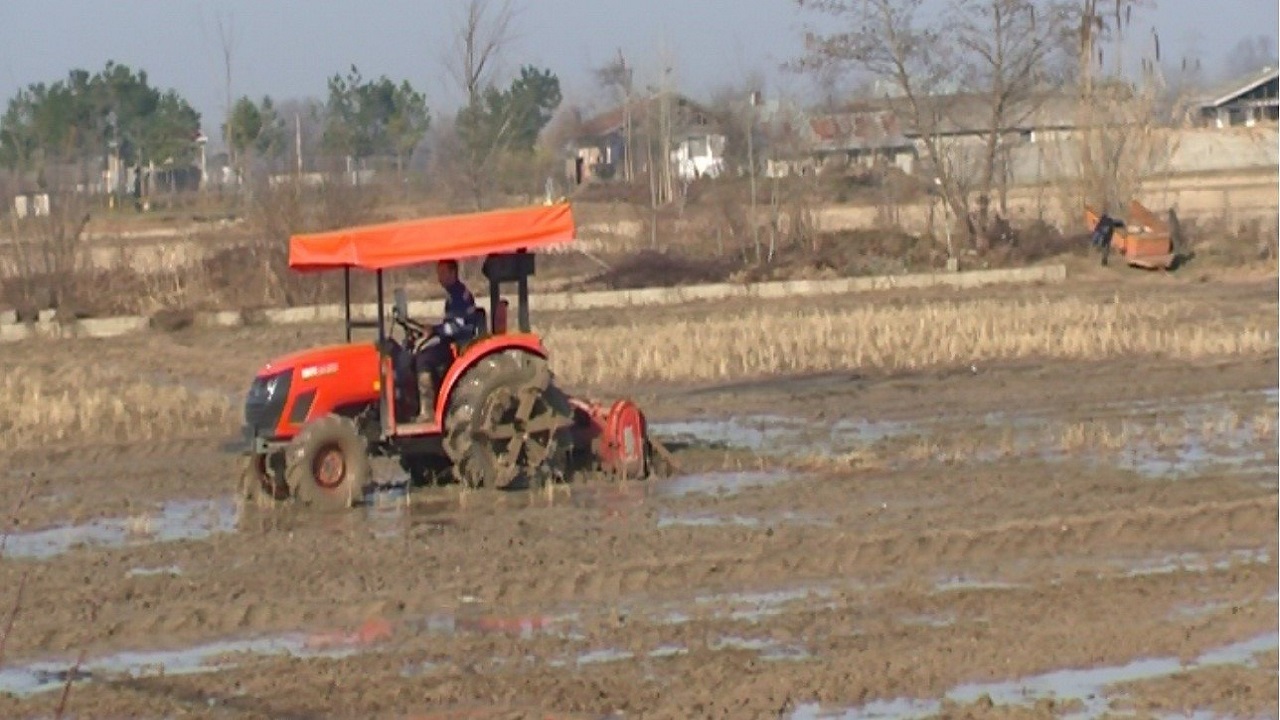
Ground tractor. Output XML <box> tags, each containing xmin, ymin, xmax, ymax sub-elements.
<box><xmin>235</xmin><ymin>202</ymin><xmax>659</xmax><ymax>510</ymax></box>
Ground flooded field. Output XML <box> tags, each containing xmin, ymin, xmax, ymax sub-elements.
<box><xmin>0</xmin><ymin>280</ymin><xmax>1276</xmax><ymax>719</ymax></box>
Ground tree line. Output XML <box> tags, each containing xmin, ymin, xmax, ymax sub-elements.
<box><xmin>0</xmin><ymin>54</ymin><xmax>562</xmax><ymax>209</ymax></box>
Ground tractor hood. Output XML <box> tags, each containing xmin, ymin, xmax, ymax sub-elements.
<box><xmin>243</xmin><ymin>341</ymin><xmax>385</xmax><ymax>447</ymax></box>
<box><xmin>254</xmin><ymin>342</ymin><xmax>380</xmax><ymax>381</ymax></box>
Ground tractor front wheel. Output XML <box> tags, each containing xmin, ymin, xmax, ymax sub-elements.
<box><xmin>285</xmin><ymin>414</ymin><xmax>371</xmax><ymax>510</ymax></box>
<box><xmin>240</xmin><ymin>452</ymin><xmax>289</xmax><ymax>503</ymax></box>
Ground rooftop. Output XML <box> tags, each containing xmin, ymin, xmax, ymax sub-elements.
<box><xmin>1194</xmin><ymin>66</ymin><xmax>1279</xmax><ymax>109</ymax></box>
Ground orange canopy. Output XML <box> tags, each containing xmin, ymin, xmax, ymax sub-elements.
<box><xmin>288</xmin><ymin>202</ymin><xmax>576</xmax><ymax>272</ymax></box>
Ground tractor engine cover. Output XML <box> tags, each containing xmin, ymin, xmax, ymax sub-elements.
<box><xmin>569</xmin><ymin>397</ymin><xmax>649</xmax><ymax>478</ymax></box>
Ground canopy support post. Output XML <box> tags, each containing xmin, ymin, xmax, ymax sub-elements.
<box><xmin>376</xmin><ymin>269</ymin><xmax>387</xmax><ymax>436</ymax></box>
<box><xmin>343</xmin><ymin>267</ymin><xmax>352</xmax><ymax>343</ymax></box>
<box><xmin>488</xmin><ymin>278</ymin><xmax>501</xmax><ymax>335</ymax></box>
<box><xmin>517</xmin><ymin>274</ymin><xmax>530</xmax><ymax>333</ymax></box>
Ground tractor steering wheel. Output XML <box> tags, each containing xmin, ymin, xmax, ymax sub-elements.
<box><xmin>391</xmin><ymin>305</ymin><xmax>429</xmax><ymax>346</ymax></box>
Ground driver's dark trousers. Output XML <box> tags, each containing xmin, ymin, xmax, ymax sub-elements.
<box><xmin>413</xmin><ymin>342</ymin><xmax>454</xmax><ymax>420</ymax></box>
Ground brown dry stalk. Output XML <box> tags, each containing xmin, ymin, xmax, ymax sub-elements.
<box><xmin>0</xmin><ymin>569</ymin><xmax>30</xmax><ymax>669</ymax></box>
<box><xmin>544</xmin><ymin>295</ymin><xmax>1276</xmax><ymax>385</ymax></box>
<box><xmin>4</xmin><ymin>368</ymin><xmax>234</xmax><ymax>448</ymax></box>
<box><xmin>0</xmin><ymin>471</ymin><xmax>36</xmax><ymax>670</ymax></box>
<box><xmin>53</xmin><ymin>600</ymin><xmax>101</xmax><ymax>719</ymax></box>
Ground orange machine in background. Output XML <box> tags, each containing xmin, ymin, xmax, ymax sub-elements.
<box><xmin>1085</xmin><ymin>200</ymin><xmax>1181</xmax><ymax>270</ymax></box>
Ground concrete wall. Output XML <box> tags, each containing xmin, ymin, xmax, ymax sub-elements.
<box><xmin>1005</xmin><ymin>126</ymin><xmax>1279</xmax><ymax>186</ymax></box>
<box><xmin>819</xmin><ymin>167</ymin><xmax>1278</xmax><ymax>234</ymax></box>
<box><xmin>0</xmin><ymin>264</ymin><xmax>1067</xmax><ymax>345</ymax></box>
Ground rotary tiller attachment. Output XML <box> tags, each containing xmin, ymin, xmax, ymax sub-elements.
<box><xmin>563</xmin><ymin>396</ymin><xmax>677</xmax><ymax>482</ymax></box>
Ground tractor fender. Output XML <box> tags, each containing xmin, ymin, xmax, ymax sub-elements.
<box><xmin>432</xmin><ymin>333</ymin><xmax>549</xmax><ymax>424</ymax></box>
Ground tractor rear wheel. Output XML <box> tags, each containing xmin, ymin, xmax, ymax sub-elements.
<box><xmin>442</xmin><ymin>350</ymin><xmax>572</xmax><ymax>490</ymax></box>
<box><xmin>285</xmin><ymin>414</ymin><xmax>371</xmax><ymax>510</ymax></box>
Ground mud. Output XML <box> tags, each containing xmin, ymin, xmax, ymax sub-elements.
<box><xmin>790</xmin><ymin>630</ymin><xmax>1278</xmax><ymax>719</ymax></box>
<box><xmin>3</xmin><ymin>498</ymin><xmax>238</xmax><ymax>560</ymax></box>
<box><xmin>0</xmin><ymin>278</ymin><xmax>1276</xmax><ymax>719</ymax></box>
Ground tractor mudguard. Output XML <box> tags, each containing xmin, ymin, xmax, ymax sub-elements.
<box><xmin>431</xmin><ymin>333</ymin><xmax>549</xmax><ymax>425</ymax></box>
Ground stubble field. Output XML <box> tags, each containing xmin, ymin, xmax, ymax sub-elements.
<box><xmin>0</xmin><ymin>270</ymin><xmax>1276</xmax><ymax>719</ymax></box>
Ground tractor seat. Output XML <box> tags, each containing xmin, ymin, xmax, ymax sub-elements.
<box><xmin>453</xmin><ymin>299</ymin><xmax>509</xmax><ymax>357</ymax></box>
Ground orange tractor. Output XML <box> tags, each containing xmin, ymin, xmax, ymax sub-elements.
<box><xmin>236</xmin><ymin>202</ymin><xmax>659</xmax><ymax>509</ymax></box>
<box><xmin>1084</xmin><ymin>199</ymin><xmax>1184</xmax><ymax>270</ymax></box>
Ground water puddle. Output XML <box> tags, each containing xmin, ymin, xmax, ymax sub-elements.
<box><xmin>940</xmin><ymin>400</ymin><xmax>1276</xmax><ymax>479</ymax></box>
<box><xmin>563</xmin><ymin>469</ymin><xmax>804</xmax><ymax>520</ymax></box>
<box><xmin>126</xmin><ymin>565</ymin><xmax>182</xmax><ymax>577</ymax></box>
<box><xmin>656</xmin><ymin>510</ymin><xmax>830</xmax><ymax>529</ymax></box>
<box><xmin>358</xmin><ymin>488</ymin><xmax>456</xmax><ymax>539</ymax></box>
<box><xmin>402</xmin><ymin>610</ymin><xmax>581</xmax><ymax>640</ymax></box>
<box><xmin>933</xmin><ymin>576</ymin><xmax>1024</xmax><ymax>593</ymax></box>
<box><xmin>3</xmin><ymin>498</ymin><xmax>239</xmax><ymax>560</ymax></box>
<box><xmin>0</xmin><ymin>623</ymin><xmax>391</xmax><ymax>696</ymax></box>
<box><xmin>788</xmin><ymin>630</ymin><xmax>1279</xmax><ymax>719</ymax></box>
<box><xmin>1110</xmin><ymin>399</ymin><xmax>1276</xmax><ymax>479</ymax></box>
<box><xmin>712</xmin><ymin>636</ymin><xmax>814</xmax><ymax>661</ymax></box>
<box><xmin>681</xmin><ymin>585</ymin><xmax>837</xmax><ymax>623</ymax></box>
<box><xmin>573</xmin><ymin>648</ymin><xmax>634</xmax><ymax>666</ymax></box>
<box><xmin>652</xmin><ymin>414</ymin><xmax>914</xmax><ymax>457</ymax></box>
<box><xmin>1169</xmin><ymin>592</ymin><xmax>1279</xmax><ymax>621</ymax></box>
<box><xmin>657</xmin><ymin>388</ymin><xmax>1277</xmax><ymax>478</ymax></box>
<box><xmin>900</xmin><ymin>613</ymin><xmax>956</xmax><ymax>629</ymax></box>
<box><xmin>1112</xmin><ymin>548</ymin><xmax>1272</xmax><ymax>579</ymax></box>
<box><xmin>654</xmin><ymin>469</ymin><xmax>796</xmax><ymax>498</ymax></box>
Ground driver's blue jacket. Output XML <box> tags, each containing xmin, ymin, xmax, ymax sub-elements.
<box><xmin>434</xmin><ymin>279</ymin><xmax>481</xmax><ymax>342</ymax></box>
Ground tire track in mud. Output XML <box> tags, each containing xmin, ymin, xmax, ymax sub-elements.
<box><xmin>482</xmin><ymin>494</ymin><xmax>1278</xmax><ymax>607</ymax></box>
<box><xmin>2</xmin><ymin>485</ymin><xmax>1272</xmax><ymax>652</ymax></box>
<box><xmin>3</xmin><ymin>437</ymin><xmax>230</xmax><ymax>477</ymax></box>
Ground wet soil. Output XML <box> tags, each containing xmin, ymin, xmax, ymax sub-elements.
<box><xmin>0</xmin><ymin>277</ymin><xmax>1276</xmax><ymax>719</ymax></box>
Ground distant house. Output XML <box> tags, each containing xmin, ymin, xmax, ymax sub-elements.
<box><xmin>760</xmin><ymin>92</ymin><xmax>1079</xmax><ymax>181</ymax></box>
<box><xmin>567</xmin><ymin>92</ymin><xmax>726</xmax><ymax>185</ymax></box>
<box><xmin>877</xmin><ymin>92</ymin><xmax>1079</xmax><ymax>146</ymax></box>
<box><xmin>1193</xmin><ymin>66</ymin><xmax>1279</xmax><ymax>128</ymax></box>
<box><xmin>805</xmin><ymin>109</ymin><xmax>915</xmax><ymax>175</ymax></box>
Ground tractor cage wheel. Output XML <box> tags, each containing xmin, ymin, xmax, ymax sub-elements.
<box><xmin>441</xmin><ymin>349</ymin><xmax>573</xmax><ymax>491</ymax></box>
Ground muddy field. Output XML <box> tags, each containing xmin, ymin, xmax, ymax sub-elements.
<box><xmin>0</xmin><ymin>274</ymin><xmax>1276</xmax><ymax>719</ymax></box>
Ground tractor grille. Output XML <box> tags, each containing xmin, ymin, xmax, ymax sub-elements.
<box><xmin>243</xmin><ymin>369</ymin><xmax>291</xmax><ymax>439</ymax></box>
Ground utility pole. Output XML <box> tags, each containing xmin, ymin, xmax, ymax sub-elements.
<box><xmin>295</xmin><ymin>113</ymin><xmax>303</xmax><ymax>178</ymax></box>
<box><xmin>747</xmin><ymin>90</ymin><xmax>761</xmax><ymax>262</ymax></box>
<box><xmin>618</xmin><ymin>48</ymin><xmax>634</xmax><ymax>183</ymax></box>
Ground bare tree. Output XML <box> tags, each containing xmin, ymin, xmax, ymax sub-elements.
<box><xmin>594</xmin><ymin>50</ymin><xmax>635</xmax><ymax>182</ymax></box>
<box><xmin>441</xmin><ymin>0</ymin><xmax>521</xmax><ymax>209</ymax></box>
<box><xmin>1066</xmin><ymin>0</ymin><xmax>1172</xmax><ymax>214</ymax></box>
<box><xmin>793</xmin><ymin>0</ymin><xmax>973</xmax><ymax>241</ymax></box>
<box><xmin>444</xmin><ymin>0</ymin><xmax>517</xmax><ymax>107</ymax></box>
<box><xmin>1</xmin><ymin>142</ymin><xmax>92</xmax><ymax>320</ymax></box>
<box><xmin>949</xmin><ymin>0</ymin><xmax>1075</xmax><ymax>226</ymax></box>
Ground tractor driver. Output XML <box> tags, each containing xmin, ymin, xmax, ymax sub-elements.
<box><xmin>413</xmin><ymin>259</ymin><xmax>481</xmax><ymax>420</ymax></box>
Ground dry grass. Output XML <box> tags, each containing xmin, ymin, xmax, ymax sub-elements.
<box><xmin>1250</xmin><ymin>411</ymin><xmax>1276</xmax><ymax>443</ymax></box>
<box><xmin>1</xmin><ymin>366</ymin><xmax>234</xmax><ymax>448</ymax></box>
<box><xmin>544</xmin><ymin>295</ymin><xmax>1276</xmax><ymax>386</ymax></box>
<box><xmin>1057</xmin><ymin>420</ymin><xmax>1134</xmax><ymax>452</ymax></box>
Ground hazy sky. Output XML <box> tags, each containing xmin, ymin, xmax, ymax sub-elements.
<box><xmin>0</xmin><ymin>0</ymin><xmax>1275</xmax><ymax>147</ymax></box>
